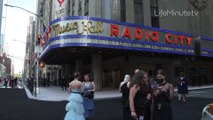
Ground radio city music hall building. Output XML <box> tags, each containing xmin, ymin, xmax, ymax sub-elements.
<box><xmin>36</xmin><ymin>0</ymin><xmax>213</xmax><ymax>90</ymax></box>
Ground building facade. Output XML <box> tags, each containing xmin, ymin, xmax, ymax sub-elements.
<box><xmin>0</xmin><ymin>53</ymin><xmax>10</xmax><ymax>76</ymax></box>
<box><xmin>34</xmin><ymin>0</ymin><xmax>213</xmax><ymax>90</ymax></box>
<box><xmin>0</xmin><ymin>0</ymin><xmax>4</xmax><ymax>53</ymax></box>
<box><xmin>24</xmin><ymin>16</ymin><xmax>35</xmax><ymax>79</ymax></box>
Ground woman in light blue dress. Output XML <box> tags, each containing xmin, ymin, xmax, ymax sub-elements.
<box><xmin>64</xmin><ymin>72</ymin><xmax>85</xmax><ymax>120</ymax></box>
<box><xmin>82</xmin><ymin>74</ymin><xmax>95</xmax><ymax>120</ymax></box>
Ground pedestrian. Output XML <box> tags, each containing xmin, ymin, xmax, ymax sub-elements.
<box><xmin>153</xmin><ymin>69</ymin><xmax>174</xmax><ymax>120</ymax></box>
<box><xmin>42</xmin><ymin>77</ymin><xmax>47</xmax><ymax>87</ymax></box>
<box><xmin>64</xmin><ymin>72</ymin><xmax>85</xmax><ymax>120</ymax></box>
<box><xmin>129</xmin><ymin>70</ymin><xmax>152</xmax><ymax>120</ymax></box>
<box><xmin>14</xmin><ymin>77</ymin><xmax>18</xmax><ymax>88</ymax></box>
<box><xmin>46</xmin><ymin>78</ymin><xmax>50</xmax><ymax>87</ymax></box>
<box><xmin>82</xmin><ymin>74</ymin><xmax>95</xmax><ymax>120</ymax></box>
<box><xmin>4</xmin><ymin>77</ymin><xmax>8</xmax><ymax>88</ymax></box>
<box><xmin>177</xmin><ymin>72</ymin><xmax>188</xmax><ymax>102</ymax></box>
<box><xmin>9</xmin><ymin>77</ymin><xmax>13</xmax><ymax>88</ymax></box>
<box><xmin>134</xmin><ymin>69</ymin><xmax>140</xmax><ymax>74</ymax></box>
<box><xmin>119</xmin><ymin>74</ymin><xmax>131</xmax><ymax>120</ymax></box>
<box><xmin>28</xmin><ymin>76</ymin><xmax>34</xmax><ymax>95</ymax></box>
<box><xmin>61</xmin><ymin>76</ymin><xmax>67</xmax><ymax>91</ymax></box>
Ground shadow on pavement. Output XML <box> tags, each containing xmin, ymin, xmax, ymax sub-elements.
<box><xmin>0</xmin><ymin>88</ymin><xmax>212</xmax><ymax>120</ymax></box>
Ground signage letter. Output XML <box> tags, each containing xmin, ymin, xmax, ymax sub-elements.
<box><xmin>53</xmin><ymin>24</ymin><xmax>59</xmax><ymax>36</ymax></box>
<box><xmin>166</xmin><ymin>33</ymin><xmax>173</xmax><ymax>44</ymax></box>
<box><xmin>150</xmin><ymin>31</ymin><xmax>158</xmax><ymax>42</ymax></box>
<box><xmin>179</xmin><ymin>36</ymin><xmax>184</xmax><ymax>45</ymax></box>
<box><xmin>122</xmin><ymin>27</ymin><xmax>131</xmax><ymax>39</ymax></box>
<box><xmin>174</xmin><ymin>35</ymin><xmax>178</xmax><ymax>44</ymax></box>
<box><xmin>186</xmin><ymin>37</ymin><xmax>192</xmax><ymax>46</ymax></box>
<box><xmin>135</xmin><ymin>28</ymin><xmax>142</xmax><ymax>40</ymax></box>
<box><xmin>110</xmin><ymin>24</ymin><xmax>119</xmax><ymax>37</ymax></box>
<box><xmin>145</xmin><ymin>30</ymin><xmax>149</xmax><ymax>41</ymax></box>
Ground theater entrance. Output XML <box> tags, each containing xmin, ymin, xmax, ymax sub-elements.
<box><xmin>102</xmin><ymin>69</ymin><xmax>121</xmax><ymax>89</ymax></box>
<box><xmin>139</xmin><ymin>64</ymin><xmax>156</xmax><ymax>78</ymax></box>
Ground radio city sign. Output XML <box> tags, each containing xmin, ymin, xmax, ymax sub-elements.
<box><xmin>110</xmin><ymin>24</ymin><xmax>192</xmax><ymax>46</ymax></box>
<box><xmin>41</xmin><ymin>17</ymin><xmax>194</xmax><ymax>55</ymax></box>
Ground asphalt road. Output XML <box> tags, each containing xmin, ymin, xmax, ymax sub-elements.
<box><xmin>0</xmin><ymin>88</ymin><xmax>213</xmax><ymax>120</ymax></box>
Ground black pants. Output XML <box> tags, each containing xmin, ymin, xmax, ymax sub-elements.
<box><xmin>61</xmin><ymin>83</ymin><xmax>66</xmax><ymax>90</ymax></box>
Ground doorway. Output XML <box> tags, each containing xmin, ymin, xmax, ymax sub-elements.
<box><xmin>102</xmin><ymin>69</ymin><xmax>121</xmax><ymax>89</ymax></box>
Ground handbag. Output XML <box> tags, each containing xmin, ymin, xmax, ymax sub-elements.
<box><xmin>84</xmin><ymin>91</ymin><xmax>94</xmax><ymax>99</ymax></box>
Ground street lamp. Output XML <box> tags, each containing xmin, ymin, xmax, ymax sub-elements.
<box><xmin>4</xmin><ymin>4</ymin><xmax>41</xmax><ymax>18</ymax></box>
<box><xmin>4</xmin><ymin>4</ymin><xmax>47</xmax><ymax>26</ymax></box>
<box><xmin>5</xmin><ymin>4</ymin><xmax>43</xmax><ymax>94</ymax></box>
<box><xmin>13</xmin><ymin>39</ymin><xmax>27</xmax><ymax>44</ymax></box>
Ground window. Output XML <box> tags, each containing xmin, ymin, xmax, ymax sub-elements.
<box><xmin>151</xmin><ymin>0</ymin><xmax>159</xmax><ymax>28</ymax></box>
<box><xmin>68</xmin><ymin>0</ymin><xmax>70</xmax><ymax>15</ymax></box>
<box><xmin>111</xmin><ymin>0</ymin><xmax>120</xmax><ymax>21</ymax></box>
<box><xmin>78</xmin><ymin>0</ymin><xmax>82</xmax><ymax>16</ymax></box>
<box><xmin>134</xmin><ymin>0</ymin><xmax>143</xmax><ymax>25</ymax></box>
<box><xmin>120</xmin><ymin>0</ymin><xmax>126</xmax><ymax>22</ymax></box>
<box><xmin>72</xmin><ymin>0</ymin><xmax>75</xmax><ymax>16</ymax></box>
<box><xmin>72</xmin><ymin>0</ymin><xmax>75</xmax><ymax>6</ymax></box>
<box><xmin>72</xmin><ymin>10</ymin><xmax>75</xmax><ymax>16</ymax></box>
<box><xmin>84</xmin><ymin>0</ymin><xmax>89</xmax><ymax>16</ymax></box>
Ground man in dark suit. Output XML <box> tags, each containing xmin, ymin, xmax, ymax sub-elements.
<box><xmin>60</xmin><ymin>76</ymin><xmax>67</xmax><ymax>91</ymax></box>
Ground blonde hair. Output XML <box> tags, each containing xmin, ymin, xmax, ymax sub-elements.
<box><xmin>123</xmin><ymin>74</ymin><xmax>130</xmax><ymax>82</ymax></box>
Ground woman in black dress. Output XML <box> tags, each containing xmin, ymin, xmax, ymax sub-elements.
<box><xmin>119</xmin><ymin>74</ymin><xmax>131</xmax><ymax>120</ymax></box>
<box><xmin>153</xmin><ymin>69</ymin><xmax>174</xmax><ymax>120</ymax></box>
<box><xmin>129</xmin><ymin>70</ymin><xmax>152</xmax><ymax>120</ymax></box>
<box><xmin>177</xmin><ymin>72</ymin><xmax>188</xmax><ymax>102</ymax></box>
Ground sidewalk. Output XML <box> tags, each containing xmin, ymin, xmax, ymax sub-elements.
<box><xmin>24</xmin><ymin>84</ymin><xmax>123</xmax><ymax>101</ymax></box>
<box><xmin>23</xmin><ymin>83</ymin><xmax>213</xmax><ymax>102</ymax></box>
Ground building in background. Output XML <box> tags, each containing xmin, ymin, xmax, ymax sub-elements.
<box><xmin>0</xmin><ymin>0</ymin><xmax>3</xmax><ymax>38</ymax></box>
<box><xmin>0</xmin><ymin>0</ymin><xmax>4</xmax><ymax>53</ymax></box>
<box><xmin>0</xmin><ymin>0</ymin><xmax>12</xmax><ymax>77</ymax></box>
<box><xmin>24</xmin><ymin>16</ymin><xmax>35</xmax><ymax>79</ymax></box>
<box><xmin>0</xmin><ymin>34</ymin><xmax>4</xmax><ymax>52</ymax></box>
<box><xmin>31</xmin><ymin>0</ymin><xmax>213</xmax><ymax>90</ymax></box>
<box><xmin>0</xmin><ymin>53</ymin><xmax>10</xmax><ymax>77</ymax></box>
<box><xmin>4</xmin><ymin>56</ymin><xmax>11</xmax><ymax>76</ymax></box>
<box><xmin>0</xmin><ymin>0</ymin><xmax>7</xmax><ymax>53</ymax></box>
<box><xmin>0</xmin><ymin>63</ymin><xmax>6</xmax><ymax>77</ymax></box>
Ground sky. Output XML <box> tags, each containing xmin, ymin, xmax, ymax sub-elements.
<box><xmin>3</xmin><ymin>0</ymin><xmax>37</xmax><ymax>74</ymax></box>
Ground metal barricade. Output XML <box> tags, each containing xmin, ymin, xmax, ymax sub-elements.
<box><xmin>201</xmin><ymin>105</ymin><xmax>213</xmax><ymax>120</ymax></box>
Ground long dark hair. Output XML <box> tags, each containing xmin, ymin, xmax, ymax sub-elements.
<box><xmin>156</xmin><ymin>69</ymin><xmax>166</xmax><ymax>76</ymax></box>
<box><xmin>130</xmin><ymin>70</ymin><xmax>146</xmax><ymax>88</ymax></box>
<box><xmin>84</xmin><ymin>73</ymin><xmax>91</xmax><ymax>81</ymax></box>
<box><xmin>73</xmin><ymin>72</ymin><xmax>80</xmax><ymax>79</ymax></box>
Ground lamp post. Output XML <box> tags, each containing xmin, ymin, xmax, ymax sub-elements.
<box><xmin>5</xmin><ymin>4</ymin><xmax>44</xmax><ymax>94</ymax></box>
<box><xmin>4</xmin><ymin>4</ymin><xmax>41</xmax><ymax>18</ymax></box>
<box><xmin>13</xmin><ymin>39</ymin><xmax>27</xmax><ymax>44</ymax></box>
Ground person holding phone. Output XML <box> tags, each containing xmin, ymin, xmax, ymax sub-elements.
<box><xmin>153</xmin><ymin>69</ymin><xmax>174</xmax><ymax>120</ymax></box>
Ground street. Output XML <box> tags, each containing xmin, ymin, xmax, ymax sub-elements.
<box><xmin>0</xmin><ymin>88</ymin><xmax>213</xmax><ymax>120</ymax></box>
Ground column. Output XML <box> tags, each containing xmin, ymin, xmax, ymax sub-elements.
<box><xmin>92</xmin><ymin>54</ymin><xmax>102</xmax><ymax>91</ymax></box>
<box><xmin>89</xmin><ymin>0</ymin><xmax>101</xmax><ymax>17</ymax></box>
<box><xmin>50</xmin><ymin>65</ymin><xmax>52</xmax><ymax>82</ymax></box>
<box><xmin>143</xmin><ymin>0</ymin><xmax>151</xmax><ymax>26</ymax></box>
<box><xmin>125</xmin><ymin>0</ymin><xmax>134</xmax><ymax>23</ymax></box>
<box><xmin>57</xmin><ymin>65</ymin><xmax>60</xmax><ymax>85</ymax></box>
<box><xmin>75</xmin><ymin>59</ymin><xmax>83</xmax><ymax>74</ymax></box>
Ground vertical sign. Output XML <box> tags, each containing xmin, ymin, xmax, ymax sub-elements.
<box><xmin>52</xmin><ymin>0</ymin><xmax>69</xmax><ymax>20</ymax></box>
